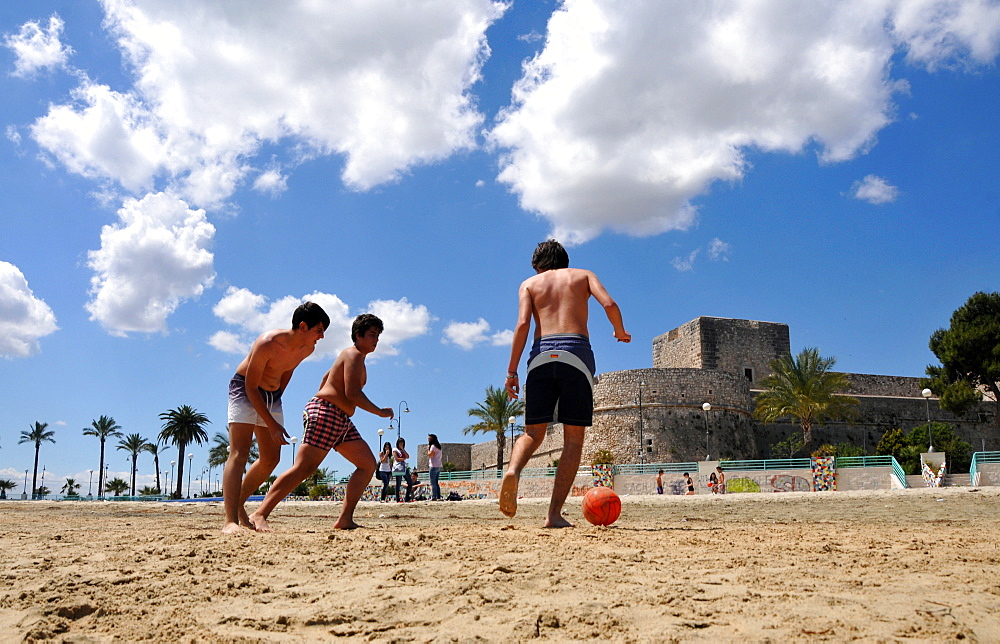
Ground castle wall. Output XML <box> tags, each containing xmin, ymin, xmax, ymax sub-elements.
<box><xmin>590</xmin><ymin>367</ymin><xmax>759</xmax><ymax>464</ymax></box>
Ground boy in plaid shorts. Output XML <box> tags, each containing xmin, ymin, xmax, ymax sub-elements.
<box><xmin>250</xmin><ymin>314</ymin><xmax>394</xmax><ymax>531</ymax></box>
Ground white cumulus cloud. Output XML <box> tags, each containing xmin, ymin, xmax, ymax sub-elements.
<box><xmin>443</xmin><ymin>318</ymin><xmax>511</xmax><ymax>349</ymax></box>
<box><xmin>707</xmin><ymin>238</ymin><xmax>731</xmax><ymax>261</ymax></box>
<box><xmin>0</xmin><ymin>261</ymin><xmax>59</xmax><ymax>358</ymax></box>
<box><xmin>4</xmin><ymin>14</ymin><xmax>73</xmax><ymax>77</ymax></box>
<box><xmin>85</xmin><ymin>192</ymin><xmax>216</xmax><ymax>335</ymax></box>
<box><xmin>29</xmin><ymin>0</ymin><xmax>505</xmax><ymax>209</ymax></box>
<box><xmin>671</xmin><ymin>249</ymin><xmax>700</xmax><ymax>273</ymax></box>
<box><xmin>211</xmin><ymin>287</ymin><xmax>429</xmax><ymax>361</ymax></box>
<box><xmin>851</xmin><ymin>174</ymin><xmax>900</xmax><ymax>204</ymax></box>
<box><xmin>489</xmin><ymin>0</ymin><xmax>1000</xmax><ymax>243</ymax></box>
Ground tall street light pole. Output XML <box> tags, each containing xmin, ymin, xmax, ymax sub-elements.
<box><xmin>170</xmin><ymin>460</ymin><xmax>175</xmax><ymax>497</ymax></box>
<box><xmin>396</xmin><ymin>401</ymin><xmax>410</xmax><ymax>440</ymax></box>
<box><xmin>922</xmin><ymin>388</ymin><xmax>935</xmax><ymax>453</ymax></box>
<box><xmin>508</xmin><ymin>416</ymin><xmax>516</xmax><ymax>465</ymax></box>
<box><xmin>638</xmin><ymin>381</ymin><xmax>645</xmax><ymax>465</ymax></box>
<box><xmin>187</xmin><ymin>453</ymin><xmax>193</xmax><ymax>498</ymax></box>
<box><xmin>88</xmin><ymin>469</ymin><xmax>94</xmax><ymax>496</ymax></box>
<box><xmin>290</xmin><ymin>436</ymin><xmax>298</xmax><ymax>464</ymax></box>
<box><xmin>702</xmin><ymin>402</ymin><xmax>712</xmax><ymax>461</ymax></box>
<box><xmin>376</xmin><ymin>427</ymin><xmax>384</xmax><ymax>455</ymax></box>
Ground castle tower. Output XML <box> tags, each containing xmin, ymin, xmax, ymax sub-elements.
<box><xmin>652</xmin><ymin>316</ymin><xmax>790</xmax><ymax>386</ymax></box>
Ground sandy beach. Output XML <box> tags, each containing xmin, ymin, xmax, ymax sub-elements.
<box><xmin>2</xmin><ymin>486</ymin><xmax>999</xmax><ymax>642</ymax></box>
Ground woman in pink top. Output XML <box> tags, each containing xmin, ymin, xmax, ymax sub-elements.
<box><xmin>427</xmin><ymin>434</ymin><xmax>443</xmax><ymax>501</ymax></box>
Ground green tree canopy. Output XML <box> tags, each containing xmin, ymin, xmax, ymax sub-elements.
<box><xmin>924</xmin><ymin>291</ymin><xmax>1000</xmax><ymax>428</ymax></box>
<box><xmin>0</xmin><ymin>478</ymin><xmax>18</xmax><ymax>499</ymax></box>
<box><xmin>83</xmin><ymin>415</ymin><xmax>122</xmax><ymax>499</ymax></box>
<box><xmin>61</xmin><ymin>478</ymin><xmax>81</xmax><ymax>496</ymax></box>
<box><xmin>103</xmin><ymin>477</ymin><xmax>129</xmax><ymax>496</ymax></box>
<box><xmin>753</xmin><ymin>348</ymin><xmax>859</xmax><ymax>448</ymax></box>
<box><xmin>19</xmin><ymin>421</ymin><xmax>55</xmax><ymax>499</ymax></box>
<box><xmin>143</xmin><ymin>441</ymin><xmax>165</xmax><ymax>493</ymax></box>
<box><xmin>879</xmin><ymin>423</ymin><xmax>973</xmax><ymax>475</ymax></box>
<box><xmin>463</xmin><ymin>385</ymin><xmax>525</xmax><ymax>470</ymax></box>
<box><xmin>158</xmin><ymin>405</ymin><xmax>210</xmax><ymax>498</ymax></box>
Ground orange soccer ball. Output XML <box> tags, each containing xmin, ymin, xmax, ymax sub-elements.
<box><xmin>582</xmin><ymin>486</ymin><xmax>621</xmax><ymax>526</ymax></box>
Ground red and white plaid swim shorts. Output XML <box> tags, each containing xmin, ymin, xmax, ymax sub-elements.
<box><xmin>302</xmin><ymin>397</ymin><xmax>362</xmax><ymax>451</ymax></box>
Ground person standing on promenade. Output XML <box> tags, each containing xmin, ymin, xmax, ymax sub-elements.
<box><xmin>249</xmin><ymin>314</ymin><xmax>394</xmax><ymax>531</ymax></box>
<box><xmin>500</xmin><ymin>239</ymin><xmax>631</xmax><ymax>527</ymax></box>
<box><xmin>222</xmin><ymin>301</ymin><xmax>329</xmax><ymax>534</ymax></box>
<box><xmin>427</xmin><ymin>434</ymin><xmax>443</xmax><ymax>500</ymax></box>
<box><xmin>656</xmin><ymin>469</ymin><xmax>664</xmax><ymax>495</ymax></box>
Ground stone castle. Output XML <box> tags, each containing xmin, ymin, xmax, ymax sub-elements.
<box><xmin>420</xmin><ymin>317</ymin><xmax>998</xmax><ymax>471</ymax></box>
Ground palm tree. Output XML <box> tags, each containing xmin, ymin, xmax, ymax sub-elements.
<box><xmin>19</xmin><ymin>421</ymin><xmax>55</xmax><ymax>499</ymax></box>
<box><xmin>753</xmin><ymin>347</ymin><xmax>859</xmax><ymax>449</ymax></box>
<box><xmin>463</xmin><ymin>385</ymin><xmax>526</xmax><ymax>470</ymax></box>
<box><xmin>117</xmin><ymin>433</ymin><xmax>151</xmax><ymax>496</ymax></box>
<box><xmin>0</xmin><ymin>479</ymin><xmax>17</xmax><ymax>499</ymax></box>
<box><xmin>83</xmin><ymin>415</ymin><xmax>122</xmax><ymax>499</ymax></box>
<box><xmin>103</xmin><ymin>477</ymin><xmax>129</xmax><ymax>497</ymax></box>
<box><xmin>207</xmin><ymin>431</ymin><xmax>258</xmax><ymax>469</ymax></box>
<box><xmin>61</xmin><ymin>478</ymin><xmax>81</xmax><ymax>497</ymax></box>
<box><xmin>143</xmin><ymin>441</ymin><xmax>165</xmax><ymax>493</ymax></box>
<box><xmin>158</xmin><ymin>405</ymin><xmax>210</xmax><ymax>499</ymax></box>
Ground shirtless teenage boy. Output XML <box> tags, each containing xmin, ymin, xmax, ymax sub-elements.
<box><xmin>249</xmin><ymin>314</ymin><xmax>394</xmax><ymax>531</ymax></box>
<box><xmin>501</xmin><ymin>240</ymin><xmax>630</xmax><ymax>527</ymax></box>
<box><xmin>222</xmin><ymin>302</ymin><xmax>329</xmax><ymax>534</ymax></box>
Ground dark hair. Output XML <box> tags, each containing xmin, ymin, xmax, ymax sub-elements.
<box><xmin>292</xmin><ymin>301</ymin><xmax>330</xmax><ymax>330</ymax></box>
<box><xmin>683</xmin><ymin>472</ymin><xmax>689</xmax><ymax>477</ymax></box>
<box><xmin>428</xmin><ymin>434</ymin><xmax>441</xmax><ymax>449</ymax></box>
<box><xmin>531</xmin><ymin>239</ymin><xmax>569</xmax><ymax>271</ymax></box>
<box><xmin>351</xmin><ymin>313</ymin><xmax>384</xmax><ymax>342</ymax></box>
<box><xmin>658</xmin><ymin>469</ymin><xmax>664</xmax><ymax>475</ymax></box>
<box><xmin>396</xmin><ymin>437</ymin><xmax>406</xmax><ymax>447</ymax></box>
<box><xmin>382</xmin><ymin>442</ymin><xmax>392</xmax><ymax>454</ymax></box>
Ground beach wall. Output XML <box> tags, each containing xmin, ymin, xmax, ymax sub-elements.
<box><xmin>974</xmin><ymin>463</ymin><xmax>1000</xmax><ymax>486</ymax></box>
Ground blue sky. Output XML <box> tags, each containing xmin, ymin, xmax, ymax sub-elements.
<box><xmin>1</xmin><ymin>0</ymin><xmax>998</xmax><ymax>494</ymax></box>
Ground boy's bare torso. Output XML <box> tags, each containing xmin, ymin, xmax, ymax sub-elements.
<box><xmin>522</xmin><ymin>268</ymin><xmax>595</xmax><ymax>337</ymax></box>
<box><xmin>236</xmin><ymin>329</ymin><xmax>316</xmax><ymax>391</ymax></box>
<box><xmin>315</xmin><ymin>347</ymin><xmax>365</xmax><ymax>416</ymax></box>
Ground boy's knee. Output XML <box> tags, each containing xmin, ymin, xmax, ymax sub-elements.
<box><xmin>258</xmin><ymin>453</ymin><xmax>280</xmax><ymax>471</ymax></box>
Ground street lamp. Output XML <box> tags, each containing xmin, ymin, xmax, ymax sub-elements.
<box><xmin>508</xmin><ymin>416</ymin><xmax>516</xmax><ymax>465</ymax></box>
<box><xmin>104</xmin><ymin>464</ymin><xmax>109</xmax><ymax>498</ymax></box>
<box><xmin>170</xmin><ymin>460</ymin><xmax>176</xmax><ymax>497</ymax></box>
<box><xmin>187</xmin><ymin>453</ymin><xmax>193</xmax><ymax>498</ymax></box>
<box><xmin>396</xmin><ymin>401</ymin><xmax>410</xmax><ymax>440</ymax></box>
<box><xmin>40</xmin><ymin>466</ymin><xmax>46</xmax><ymax>499</ymax></box>
<box><xmin>290</xmin><ymin>436</ymin><xmax>298</xmax><ymax>464</ymax></box>
<box><xmin>376</xmin><ymin>427</ymin><xmax>384</xmax><ymax>454</ymax></box>
<box><xmin>88</xmin><ymin>469</ymin><xmax>94</xmax><ymax>497</ymax></box>
<box><xmin>23</xmin><ymin>469</ymin><xmax>28</xmax><ymax>498</ymax></box>
<box><xmin>638</xmin><ymin>380</ymin><xmax>645</xmax><ymax>465</ymax></box>
<box><xmin>922</xmin><ymin>388</ymin><xmax>935</xmax><ymax>453</ymax></box>
<box><xmin>702</xmin><ymin>402</ymin><xmax>712</xmax><ymax>461</ymax></box>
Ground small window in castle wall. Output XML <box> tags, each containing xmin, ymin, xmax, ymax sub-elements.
<box><xmin>744</xmin><ymin>367</ymin><xmax>754</xmax><ymax>382</ymax></box>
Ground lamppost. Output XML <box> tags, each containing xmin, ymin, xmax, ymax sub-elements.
<box><xmin>88</xmin><ymin>469</ymin><xmax>94</xmax><ymax>496</ymax></box>
<box><xmin>702</xmin><ymin>402</ymin><xmax>712</xmax><ymax>461</ymax></box>
<box><xmin>638</xmin><ymin>380</ymin><xmax>645</xmax><ymax>465</ymax></box>
<box><xmin>201</xmin><ymin>467</ymin><xmax>208</xmax><ymax>495</ymax></box>
<box><xmin>170</xmin><ymin>460</ymin><xmax>175</xmax><ymax>497</ymax></box>
<box><xmin>290</xmin><ymin>436</ymin><xmax>298</xmax><ymax>464</ymax></box>
<box><xmin>104</xmin><ymin>463</ymin><xmax>109</xmax><ymax>498</ymax></box>
<box><xmin>22</xmin><ymin>469</ymin><xmax>28</xmax><ymax>498</ymax></box>
<box><xmin>508</xmin><ymin>416</ymin><xmax>516</xmax><ymax>465</ymax></box>
<box><xmin>922</xmin><ymin>388</ymin><xmax>935</xmax><ymax>453</ymax></box>
<box><xmin>40</xmin><ymin>466</ymin><xmax>46</xmax><ymax>499</ymax></box>
<box><xmin>187</xmin><ymin>453</ymin><xmax>193</xmax><ymax>498</ymax></box>
<box><xmin>396</xmin><ymin>401</ymin><xmax>410</xmax><ymax>440</ymax></box>
<box><xmin>376</xmin><ymin>427</ymin><xmax>384</xmax><ymax>455</ymax></box>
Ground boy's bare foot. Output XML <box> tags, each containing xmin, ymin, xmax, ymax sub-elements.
<box><xmin>248</xmin><ymin>513</ymin><xmax>272</xmax><ymax>533</ymax></box>
<box><xmin>332</xmin><ymin>521</ymin><xmax>362</xmax><ymax>530</ymax></box>
<box><xmin>499</xmin><ymin>472</ymin><xmax>519</xmax><ymax>518</ymax></box>
<box><xmin>221</xmin><ymin>521</ymin><xmax>251</xmax><ymax>534</ymax></box>
<box><xmin>544</xmin><ymin>515</ymin><xmax>574</xmax><ymax>529</ymax></box>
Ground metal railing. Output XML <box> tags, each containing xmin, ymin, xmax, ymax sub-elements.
<box><xmin>614</xmin><ymin>462</ymin><xmax>698</xmax><ymax>475</ymax></box>
<box><xmin>718</xmin><ymin>458</ymin><xmax>812</xmax><ymax>471</ymax></box>
<box><xmin>970</xmin><ymin>451</ymin><xmax>1000</xmax><ymax>487</ymax></box>
<box><xmin>836</xmin><ymin>455</ymin><xmax>908</xmax><ymax>488</ymax></box>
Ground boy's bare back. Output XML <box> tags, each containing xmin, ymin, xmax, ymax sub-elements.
<box><xmin>520</xmin><ymin>268</ymin><xmax>629</xmax><ymax>342</ymax></box>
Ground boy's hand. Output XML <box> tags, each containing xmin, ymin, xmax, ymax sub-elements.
<box><xmin>270</xmin><ymin>423</ymin><xmax>290</xmax><ymax>446</ymax></box>
<box><xmin>379</xmin><ymin>407</ymin><xmax>394</xmax><ymax>419</ymax></box>
<box><xmin>505</xmin><ymin>374</ymin><xmax>520</xmax><ymax>399</ymax></box>
<box><xmin>615</xmin><ymin>330</ymin><xmax>632</xmax><ymax>343</ymax></box>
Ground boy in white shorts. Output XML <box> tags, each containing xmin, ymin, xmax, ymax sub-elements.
<box><xmin>222</xmin><ymin>302</ymin><xmax>329</xmax><ymax>534</ymax></box>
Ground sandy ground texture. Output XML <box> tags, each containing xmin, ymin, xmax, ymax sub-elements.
<box><xmin>2</xmin><ymin>486</ymin><xmax>999</xmax><ymax>643</ymax></box>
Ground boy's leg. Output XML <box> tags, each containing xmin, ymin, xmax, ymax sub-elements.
<box><xmin>499</xmin><ymin>423</ymin><xmax>548</xmax><ymax>518</ymax></box>
<box><xmin>239</xmin><ymin>425</ymin><xmax>282</xmax><ymax>506</ymax></box>
<box><xmin>332</xmin><ymin>439</ymin><xmax>377</xmax><ymax>529</ymax></box>
<box><xmin>545</xmin><ymin>424</ymin><xmax>584</xmax><ymax>528</ymax></box>
<box><xmin>248</xmin><ymin>444</ymin><xmax>327</xmax><ymax>532</ymax></box>
<box><xmin>222</xmin><ymin>422</ymin><xmax>254</xmax><ymax>533</ymax></box>
<box><xmin>394</xmin><ymin>475</ymin><xmax>403</xmax><ymax>502</ymax></box>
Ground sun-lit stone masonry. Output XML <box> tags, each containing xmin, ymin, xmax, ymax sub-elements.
<box><xmin>434</xmin><ymin>316</ymin><xmax>998</xmax><ymax>471</ymax></box>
